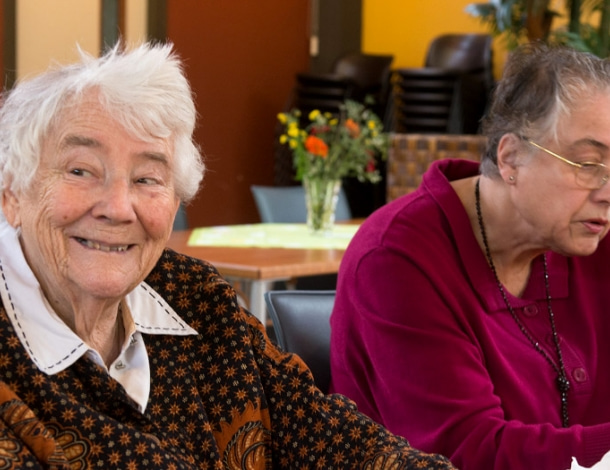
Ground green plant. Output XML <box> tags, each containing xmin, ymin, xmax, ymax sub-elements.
<box><xmin>465</xmin><ymin>0</ymin><xmax>610</xmax><ymax>57</ymax></box>
<box><xmin>277</xmin><ymin>100</ymin><xmax>389</xmax><ymax>183</ymax></box>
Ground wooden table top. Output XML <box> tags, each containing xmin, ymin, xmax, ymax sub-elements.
<box><xmin>165</xmin><ymin>229</ymin><xmax>348</xmax><ymax>281</ymax></box>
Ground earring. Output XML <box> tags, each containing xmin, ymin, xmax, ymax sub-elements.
<box><xmin>508</xmin><ymin>175</ymin><xmax>515</xmax><ymax>182</ymax></box>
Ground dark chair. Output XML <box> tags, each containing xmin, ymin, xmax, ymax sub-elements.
<box><xmin>264</xmin><ymin>290</ymin><xmax>335</xmax><ymax>392</ymax></box>
<box><xmin>332</xmin><ymin>52</ymin><xmax>394</xmax><ymax>116</ymax></box>
<box><xmin>388</xmin><ymin>34</ymin><xmax>493</xmax><ymax>135</ymax></box>
<box><xmin>391</xmin><ymin>68</ymin><xmax>460</xmax><ymax>134</ymax></box>
<box><xmin>172</xmin><ymin>204</ymin><xmax>189</xmax><ymax>231</ymax></box>
<box><xmin>250</xmin><ymin>185</ymin><xmax>352</xmax><ymax>223</ymax></box>
<box><xmin>425</xmin><ymin>33</ymin><xmax>494</xmax><ymax>91</ymax></box>
<box><xmin>292</xmin><ymin>53</ymin><xmax>394</xmax><ymax>118</ymax></box>
<box><xmin>293</xmin><ymin>73</ymin><xmax>354</xmax><ymax>116</ymax></box>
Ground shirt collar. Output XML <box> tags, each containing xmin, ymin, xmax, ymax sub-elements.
<box><xmin>0</xmin><ymin>220</ymin><xmax>198</xmax><ymax>374</ymax></box>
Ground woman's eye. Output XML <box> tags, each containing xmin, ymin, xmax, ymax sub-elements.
<box><xmin>580</xmin><ymin>163</ymin><xmax>605</xmax><ymax>174</ymax></box>
<box><xmin>69</xmin><ymin>168</ymin><xmax>92</xmax><ymax>177</ymax></box>
<box><xmin>136</xmin><ymin>177</ymin><xmax>159</xmax><ymax>185</ymax></box>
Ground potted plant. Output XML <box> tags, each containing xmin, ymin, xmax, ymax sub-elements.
<box><xmin>465</xmin><ymin>0</ymin><xmax>610</xmax><ymax>57</ymax></box>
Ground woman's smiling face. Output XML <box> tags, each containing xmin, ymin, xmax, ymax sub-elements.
<box><xmin>1</xmin><ymin>92</ymin><xmax>180</xmax><ymax>309</ymax></box>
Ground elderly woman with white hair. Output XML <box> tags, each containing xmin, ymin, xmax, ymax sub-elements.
<box><xmin>0</xmin><ymin>43</ymin><xmax>456</xmax><ymax>469</ymax></box>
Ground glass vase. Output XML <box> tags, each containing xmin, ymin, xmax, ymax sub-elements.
<box><xmin>303</xmin><ymin>176</ymin><xmax>342</xmax><ymax>234</ymax></box>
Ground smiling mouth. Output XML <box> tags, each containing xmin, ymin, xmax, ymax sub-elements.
<box><xmin>76</xmin><ymin>238</ymin><xmax>131</xmax><ymax>252</ymax></box>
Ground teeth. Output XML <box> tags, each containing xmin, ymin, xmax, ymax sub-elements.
<box><xmin>78</xmin><ymin>238</ymin><xmax>129</xmax><ymax>252</ymax></box>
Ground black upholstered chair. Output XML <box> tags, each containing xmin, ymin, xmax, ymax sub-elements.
<box><xmin>292</xmin><ymin>53</ymin><xmax>394</xmax><ymax>118</ymax></box>
<box><xmin>264</xmin><ymin>290</ymin><xmax>335</xmax><ymax>393</ymax></box>
<box><xmin>388</xmin><ymin>34</ymin><xmax>493</xmax><ymax>135</ymax></box>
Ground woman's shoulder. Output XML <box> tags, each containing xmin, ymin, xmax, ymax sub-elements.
<box><xmin>146</xmin><ymin>248</ymin><xmax>242</xmax><ymax>322</ymax></box>
<box><xmin>352</xmin><ymin>189</ymin><xmax>451</xmax><ymax>256</ymax></box>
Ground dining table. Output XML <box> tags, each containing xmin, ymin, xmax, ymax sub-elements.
<box><xmin>165</xmin><ymin>222</ymin><xmax>362</xmax><ymax>324</ymax></box>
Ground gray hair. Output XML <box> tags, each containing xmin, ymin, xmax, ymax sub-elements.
<box><xmin>0</xmin><ymin>42</ymin><xmax>204</xmax><ymax>204</ymax></box>
<box><xmin>480</xmin><ymin>42</ymin><xmax>610</xmax><ymax>176</ymax></box>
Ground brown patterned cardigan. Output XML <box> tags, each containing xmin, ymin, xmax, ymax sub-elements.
<box><xmin>0</xmin><ymin>248</ymin><xmax>456</xmax><ymax>469</ymax></box>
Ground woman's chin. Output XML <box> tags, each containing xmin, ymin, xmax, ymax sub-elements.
<box><xmin>70</xmin><ymin>274</ymin><xmax>139</xmax><ymax>302</ymax></box>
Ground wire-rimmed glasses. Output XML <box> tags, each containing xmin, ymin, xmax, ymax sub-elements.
<box><xmin>526</xmin><ymin>139</ymin><xmax>610</xmax><ymax>190</ymax></box>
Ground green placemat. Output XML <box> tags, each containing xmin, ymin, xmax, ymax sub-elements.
<box><xmin>188</xmin><ymin>223</ymin><xmax>360</xmax><ymax>249</ymax></box>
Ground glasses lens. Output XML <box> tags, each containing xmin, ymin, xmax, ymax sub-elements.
<box><xmin>576</xmin><ymin>164</ymin><xmax>608</xmax><ymax>189</ymax></box>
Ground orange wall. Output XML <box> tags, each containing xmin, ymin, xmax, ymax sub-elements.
<box><xmin>167</xmin><ymin>1</ymin><xmax>310</xmax><ymax>227</ymax></box>
<box><xmin>362</xmin><ymin>0</ymin><xmax>507</xmax><ymax>78</ymax></box>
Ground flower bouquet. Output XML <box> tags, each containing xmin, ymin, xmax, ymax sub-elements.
<box><xmin>277</xmin><ymin>99</ymin><xmax>389</xmax><ymax>233</ymax></box>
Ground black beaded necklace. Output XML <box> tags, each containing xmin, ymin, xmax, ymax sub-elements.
<box><xmin>474</xmin><ymin>178</ymin><xmax>570</xmax><ymax>428</ymax></box>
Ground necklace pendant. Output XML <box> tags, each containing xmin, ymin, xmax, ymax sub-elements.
<box><xmin>557</xmin><ymin>375</ymin><xmax>571</xmax><ymax>393</ymax></box>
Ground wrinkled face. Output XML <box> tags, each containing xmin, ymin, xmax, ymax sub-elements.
<box><xmin>2</xmin><ymin>94</ymin><xmax>180</xmax><ymax>310</ymax></box>
<box><xmin>508</xmin><ymin>92</ymin><xmax>610</xmax><ymax>256</ymax></box>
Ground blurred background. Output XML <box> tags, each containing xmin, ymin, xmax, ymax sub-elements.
<box><xmin>1</xmin><ymin>0</ymin><xmax>597</xmax><ymax>227</ymax></box>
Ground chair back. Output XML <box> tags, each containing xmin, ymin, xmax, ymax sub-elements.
<box><xmin>294</xmin><ymin>73</ymin><xmax>353</xmax><ymax>116</ymax></box>
<box><xmin>251</xmin><ymin>185</ymin><xmax>352</xmax><ymax>223</ymax></box>
<box><xmin>388</xmin><ymin>34</ymin><xmax>493</xmax><ymax>135</ymax></box>
<box><xmin>172</xmin><ymin>204</ymin><xmax>189</xmax><ymax>231</ymax></box>
<box><xmin>265</xmin><ymin>290</ymin><xmax>335</xmax><ymax>392</ymax></box>
<box><xmin>386</xmin><ymin>133</ymin><xmax>487</xmax><ymax>201</ymax></box>
<box><xmin>291</xmin><ymin>53</ymin><xmax>394</xmax><ymax>120</ymax></box>
<box><xmin>390</xmin><ymin>68</ymin><xmax>460</xmax><ymax>134</ymax></box>
<box><xmin>425</xmin><ymin>34</ymin><xmax>493</xmax><ymax>74</ymax></box>
<box><xmin>332</xmin><ymin>53</ymin><xmax>394</xmax><ymax>116</ymax></box>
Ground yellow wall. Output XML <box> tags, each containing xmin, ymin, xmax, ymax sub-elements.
<box><xmin>16</xmin><ymin>0</ymin><xmax>147</xmax><ymax>80</ymax></box>
<box><xmin>362</xmin><ymin>0</ymin><xmax>507</xmax><ymax>78</ymax></box>
<box><xmin>17</xmin><ymin>0</ymin><xmax>99</xmax><ymax>79</ymax></box>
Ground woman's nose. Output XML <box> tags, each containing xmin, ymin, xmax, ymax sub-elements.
<box><xmin>91</xmin><ymin>178</ymin><xmax>137</xmax><ymax>222</ymax></box>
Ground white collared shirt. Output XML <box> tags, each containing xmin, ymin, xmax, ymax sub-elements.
<box><xmin>0</xmin><ymin>220</ymin><xmax>198</xmax><ymax>412</ymax></box>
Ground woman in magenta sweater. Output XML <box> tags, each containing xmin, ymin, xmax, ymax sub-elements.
<box><xmin>330</xmin><ymin>43</ymin><xmax>610</xmax><ymax>469</ymax></box>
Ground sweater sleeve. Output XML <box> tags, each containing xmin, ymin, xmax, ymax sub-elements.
<box><xmin>0</xmin><ymin>380</ymin><xmax>71</xmax><ymax>468</ymax></box>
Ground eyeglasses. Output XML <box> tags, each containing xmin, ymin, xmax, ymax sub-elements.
<box><xmin>526</xmin><ymin>139</ymin><xmax>610</xmax><ymax>190</ymax></box>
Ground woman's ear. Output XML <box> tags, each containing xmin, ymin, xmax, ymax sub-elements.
<box><xmin>2</xmin><ymin>187</ymin><xmax>21</xmax><ymax>227</ymax></box>
<box><xmin>496</xmin><ymin>133</ymin><xmax>523</xmax><ymax>183</ymax></box>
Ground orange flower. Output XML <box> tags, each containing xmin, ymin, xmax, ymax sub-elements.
<box><xmin>305</xmin><ymin>135</ymin><xmax>329</xmax><ymax>157</ymax></box>
<box><xmin>344</xmin><ymin>118</ymin><xmax>360</xmax><ymax>137</ymax></box>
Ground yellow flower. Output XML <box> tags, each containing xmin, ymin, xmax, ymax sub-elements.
<box><xmin>277</xmin><ymin>113</ymin><xmax>287</xmax><ymax>124</ymax></box>
<box><xmin>367</xmin><ymin>120</ymin><xmax>376</xmax><ymax>129</ymax></box>
<box><xmin>287</xmin><ymin>123</ymin><xmax>299</xmax><ymax>137</ymax></box>
<box><xmin>329</xmin><ymin>118</ymin><xmax>339</xmax><ymax>126</ymax></box>
<box><xmin>289</xmin><ymin>140</ymin><xmax>298</xmax><ymax>149</ymax></box>
<box><xmin>279</xmin><ymin>134</ymin><xmax>288</xmax><ymax>144</ymax></box>
<box><xmin>309</xmin><ymin>109</ymin><xmax>321</xmax><ymax>121</ymax></box>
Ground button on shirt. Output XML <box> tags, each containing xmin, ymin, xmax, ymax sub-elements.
<box><xmin>0</xmin><ymin>221</ymin><xmax>198</xmax><ymax>412</ymax></box>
